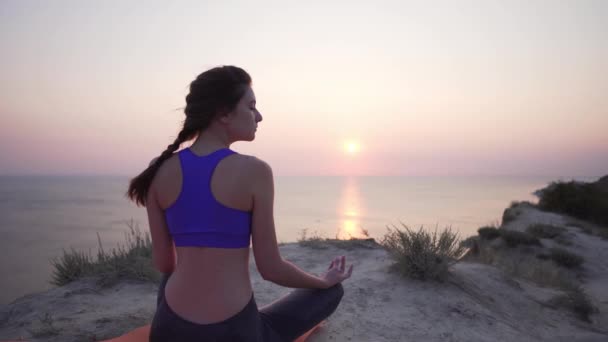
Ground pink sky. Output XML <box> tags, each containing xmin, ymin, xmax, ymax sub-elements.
<box><xmin>1</xmin><ymin>1</ymin><xmax>606</xmax><ymax>177</ymax></box>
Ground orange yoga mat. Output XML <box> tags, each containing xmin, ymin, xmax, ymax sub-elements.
<box><xmin>101</xmin><ymin>325</ymin><xmax>150</xmax><ymax>342</ymax></box>
<box><xmin>0</xmin><ymin>325</ymin><xmax>150</xmax><ymax>342</ymax></box>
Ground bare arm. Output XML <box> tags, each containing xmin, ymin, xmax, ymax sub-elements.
<box><xmin>146</xmin><ymin>183</ymin><xmax>176</xmax><ymax>274</ymax></box>
<box><xmin>250</xmin><ymin>159</ymin><xmax>329</xmax><ymax>289</ymax></box>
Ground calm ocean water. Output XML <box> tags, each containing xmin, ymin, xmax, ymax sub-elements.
<box><xmin>0</xmin><ymin>175</ymin><xmax>590</xmax><ymax>305</ymax></box>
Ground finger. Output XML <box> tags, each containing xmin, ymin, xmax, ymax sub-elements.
<box><xmin>340</xmin><ymin>256</ymin><xmax>346</xmax><ymax>272</ymax></box>
<box><xmin>328</xmin><ymin>260</ymin><xmax>334</xmax><ymax>270</ymax></box>
<box><xmin>346</xmin><ymin>264</ymin><xmax>353</xmax><ymax>278</ymax></box>
<box><xmin>341</xmin><ymin>265</ymin><xmax>352</xmax><ymax>280</ymax></box>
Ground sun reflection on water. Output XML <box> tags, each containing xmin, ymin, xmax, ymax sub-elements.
<box><xmin>337</xmin><ymin>177</ymin><xmax>368</xmax><ymax>239</ymax></box>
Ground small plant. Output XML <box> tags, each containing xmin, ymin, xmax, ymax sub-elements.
<box><xmin>500</xmin><ymin>230</ymin><xmax>541</xmax><ymax>248</ymax></box>
<box><xmin>566</xmin><ymin>220</ymin><xmax>593</xmax><ymax>235</ymax></box>
<box><xmin>298</xmin><ymin>228</ymin><xmax>378</xmax><ymax>250</ymax></box>
<box><xmin>554</xmin><ymin>234</ymin><xmax>573</xmax><ymax>246</ymax></box>
<box><xmin>518</xmin><ymin>201</ymin><xmax>536</xmax><ymax>207</ymax></box>
<box><xmin>297</xmin><ymin>228</ymin><xmax>327</xmax><ymax>249</ymax></box>
<box><xmin>380</xmin><ymin>223</ymin><xmax>465</xmax><ymax>281</ymax></box>
<box><xmin>526</xmin><ymin>224</ymin><xmax>566</xmax><ymax>239</ymax></box>
<box><xmin>507</xmin><ymin>201</ymin><xmax>536</xmax><ymax>209</ymax></box>
<box><xmin>28</xmin><ymin>313</ymin><xmax>60</xmax><ymax>338</ymax></box>
<box><xmin>50</xmin><ymin>248</ymin><xmax>94</xmax><ymax>286</ymax></box>
<box><xmin>536</xmin><ymin>253</ymin><xmax>550</xmax><ymax>261</ymax></box>
<box><xmin>478</xmin><ymin>226</ymin><xmax>501</xmax><ymax>240</ymax></box>
<box><xmin>549</xmin><ymin>247</ymin><xmax>584</xmax><ymax>269</ymax></box>
<box><xmin>50</xmin><ymin>220</ymin><xmax>159</xmax><ymax>287</ymax></box>
<box><xmin>500</xmin><ymin>255</ymin><xmax>573</xmax><ymax>289</ymax></box>
<box><xmin>459</xmin><ymin>236</ymin><xmax>478</xmax><ymax>249</ymax></box>
<box><xmin>361</xmin><ymin>228</ymin><xmax>370</xmax><ymax>238</ymax></box>
<box><xmin>0</xmin><ymin>307</ymin><xmax>13</xmax><ymax>327</ymax></box>
<box><xmin>459</xmin><ymin>236</ymin><xmax>479</xmax><ymax>257</ymax></box>
<box><xmin>501</xmin><ymin>207</ymin><xmax>520</xmax><ymax>224</ymax></box>
<box><xmin>549</xmin><ymin>285</ymin><xmax>596</xmax><ymax>322</ymax></box>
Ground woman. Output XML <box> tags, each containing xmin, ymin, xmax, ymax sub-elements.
<box><xmin>127</xmin><ymin>66</ymin><xmax>353</xmax><ymax>341</ymax></box>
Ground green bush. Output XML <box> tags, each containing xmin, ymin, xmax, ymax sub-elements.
<box><xmin>478</xmin><ymin>226</ymin><xmax>501</xmax><ymax>240</ymax></box>
<box><xmin>50</xmin><ymin>221</ymin><xmax>159</xmax><ymax>287</ymax></box>
<box><xmin>526</xmin><ymin>224</ymin><xmax>566</xmax><ymax>239</ymax></box>
<box><xmin>537</xmin><ymin>176</ymin><xmax>608</xmax><ymax>226</ymax></box>
<box><xmin>549</xmin><ymin>247</ymin><xmax>584</xmax><ymax>269</ymax></box>
<box><xmin>500</xmin><ymin>230</ymin><xmax>541</xmax><ymax>248</ymax></box>
<box><xmin>380</xmin><ymin>224</ymin><xmax>465</xmax><ymax>281</ymax></box>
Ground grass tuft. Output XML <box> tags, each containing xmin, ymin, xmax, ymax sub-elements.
<box><xmin>49</xmin><ymin>248</ymin><xmax>94</xmax><ymax>286</ymax></box>
<box><xmin>380</xmin><ymin>223</ymin><xmax>465</xmax><ymax>281</ymax></box>
<box><xmin>526</xmin><ymin>224</ymin><xmax>566</xmax><ymax>239</ymax></box>
<box><xmin>459</xmin><ymin>235</ymin><xmax>478</xmax><ymax>249</ymax></box>
<box><xmin>297</xmin><ymin>228</ymin><xmax>378</xmax><ymax>250</ymax></box>
<box><xmin>500</xmin><ymin>230</ymin><xmax>541</xmax><ymax>248</ymax></box>
<box><xmin>297</xmin><ymin>229</ymin><xmax>326</xmax><ymax>249</ymax></box>
<box><xmin>478</xmin><ymin>226</ymin><xmax>501</xmax><ymax>240</ymax></box>
<box><xmin>549</xmin><ymin>285</ymin><xmax>596</xmax><ymax>322</ymax></box>
<box><xmin>50</xmin><ymin>220</ymin><xmax>159</xmax><ymax>287</ymax></box>
<box><xmin>27</xmin><ymin>313</ymin><xmax>60</xmax><ymax>338</ymax></box>
<box><xmin>549</xmin><ymin>247</ymin><xmax>584</xmax><ymax>269</ymax></box>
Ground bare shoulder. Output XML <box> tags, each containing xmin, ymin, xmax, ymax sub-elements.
<box><xmin>231</xmin><ymin>154</ymin><xmax>273</xmax><ymax>181</ymax></box>
<box><xmin>151</xmin><ymin>153</ymin><xmax>182</xmax><ymax>187</ymax></box>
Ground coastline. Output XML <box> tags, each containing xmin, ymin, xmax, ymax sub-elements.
<box><xmin>1</xmin><ymin>203</ymin><xmax>608</xmax><ymax>341</ymax></box>
<box><xmin>0</xmin><ymin>174</ymin><xmax>555</xmax><ymax>306</ymax></box>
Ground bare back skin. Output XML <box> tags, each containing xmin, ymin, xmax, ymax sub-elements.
<box><xmin>149</xmin><ymin>146</ymin><xmax>258</xmax><ymax>324</ymax></box>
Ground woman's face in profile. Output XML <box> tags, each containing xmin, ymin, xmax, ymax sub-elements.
<box><xmin>226</xmin><ymin>86</ymin><xmax>263</xmax><ymax>142</ymax></box>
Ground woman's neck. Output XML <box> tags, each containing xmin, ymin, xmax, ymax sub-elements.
<box><xmin>190</xmin><ymin>128</ymin><xmax>232</xmax><ymax>152</ymax></box>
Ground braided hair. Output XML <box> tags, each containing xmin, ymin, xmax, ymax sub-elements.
<box><xmin>126</xmin><ymin>66</ymin><xmax>252</xmax><ymax>206</ymax></box>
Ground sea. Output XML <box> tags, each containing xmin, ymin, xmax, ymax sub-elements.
<box><xmin>0</xmin><ymin>174</ymin><xmax>594</xmax><ymax>305</ymax></box>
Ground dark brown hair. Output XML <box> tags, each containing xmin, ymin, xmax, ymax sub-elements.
<box><xmin>126</xmin><ymin>66</ymin><xmax>252</xmax><ymax>206</ymax></box>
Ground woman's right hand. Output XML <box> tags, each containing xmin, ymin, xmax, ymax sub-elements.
<box><xmin>321</xmin><ymin>255</ymin><xmax>353</xmax><ymax>288</ymax></box>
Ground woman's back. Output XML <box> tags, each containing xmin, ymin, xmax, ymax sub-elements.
<box><xmin>151</xmin><ymin>145</ymin><xmax>258</xmax><ymax>324</ymax></box>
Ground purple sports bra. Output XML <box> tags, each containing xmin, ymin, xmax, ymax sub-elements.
<box><xmin>164</xmin><ymin>148</ymin><xmax>252</xmax><ymax>248</ymax></box>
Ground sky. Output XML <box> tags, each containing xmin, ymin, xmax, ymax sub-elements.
<box><xmin>1</xmin><ymin>0</ymin><xmax>607</xmax><ymax>177</ymax></box>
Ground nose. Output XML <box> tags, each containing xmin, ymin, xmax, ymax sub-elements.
<box><xmin>256</xmin><ymin>110</ymin><xmax>263</xmax><ymax>123</ymax></box>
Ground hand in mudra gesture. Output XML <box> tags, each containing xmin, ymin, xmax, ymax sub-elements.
<box><xmin>321</xmin><ymin>255</ymin><xmax>353</xmax><ymax>288</ymax></box>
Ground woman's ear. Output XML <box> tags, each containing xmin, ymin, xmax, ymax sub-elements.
<box><xmin>217</xmin><ymin>107</ymin><xmax>233</xmax><ymax>124</ymax></box>
<box><xmin>218</xmin><ymin>113</ymin><xmax>232</xmax><ymax>124</ymax></box>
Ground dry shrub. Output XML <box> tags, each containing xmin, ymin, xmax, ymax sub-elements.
<box><xmin>380</xmin><ymin>223</ymin><xmax>465</xmax><ymax>281</ymax></box>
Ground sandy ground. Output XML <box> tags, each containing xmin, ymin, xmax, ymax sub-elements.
<box><xmin>1</xmin><ymin>205</ymin><xmax>608</xmax><ymax>341</ymax></box>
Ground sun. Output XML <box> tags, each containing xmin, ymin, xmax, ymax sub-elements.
<box><xmin>344</xmin><ymin>141</ymin><xmax>360</xmax><ymax>155</ymax></box>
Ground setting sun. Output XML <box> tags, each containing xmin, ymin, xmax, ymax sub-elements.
<box><xmin>344</xmin><ymin>141</ymin><xmax>360</xmax><ymax>155</ymax></box>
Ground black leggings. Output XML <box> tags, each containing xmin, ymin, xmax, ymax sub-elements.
<box><xmin>150</xmin><ymin>274</ymin><xmax>344</xmax><ymax>342</ymax></box>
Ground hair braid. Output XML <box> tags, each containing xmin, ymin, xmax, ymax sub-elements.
<box><xmin>126</xmin><ymin>65</ymin><xmax>251</xmax><ymax>207</ymax></box>
<box><xmin>127</xmin><ymin>125</ymin><xmax>197</xmax><ymax>206</ymax></box>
